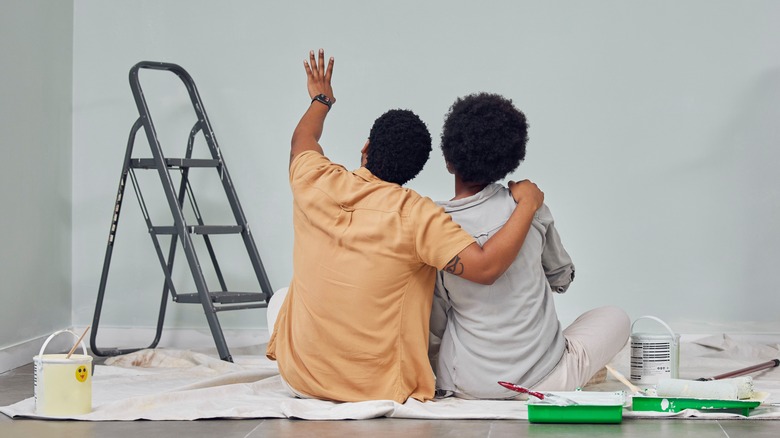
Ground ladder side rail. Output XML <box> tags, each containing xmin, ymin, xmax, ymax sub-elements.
<box><xmin>242</xmin><ymin>225</ymin><xmax>275</xmax><ymax>301</ymax></box>
<box><xmin>91</xmin><ymin>119</ymin><xmax>168</xmax><ymax>356</ymax></box>
<box><xmin>149</xmin><ymin>62</ymin><xmax>274</xmax><ymax>302</ymax></box>
<box><xmin>199</xmin><ymin>122</ymin><xmax>275</xmax><ymax>301</ymax></box>
<box><xmin>128</xmin><ymin>65</ymin><xmax>209</xmax><ymax>296</ymax></box>
<box><xmin>129</xmin><ymin>63</ymin><xmax>233</xmax><ymax>361</ymax></box>
<box><xmin>206</xmin><ymin>157</ymin><xmax>275</xmax><ymax>301</ymax></box>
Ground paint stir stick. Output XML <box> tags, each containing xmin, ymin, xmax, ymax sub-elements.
<box><xmin>65</xmin><ymin>326</ymin><xmax>91</xmax><ymax>359</ymax></box>
<box><xmin>605</xmin><ymin>365</ymin><xmax>642</xmax><ymax>395</ymax></box>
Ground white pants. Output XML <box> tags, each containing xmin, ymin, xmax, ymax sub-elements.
<box><xmin>265</xmin><ymin>286</ymin><xmax>287</xmax><ymax>335</ymax></box>
<box><xmin>533</xmin><ymin>305</ymin><xmax>630</xmax><ymax>391</ymax></box>
<box><xmin>266</xmin><ymin>287</ymin><xmax>312</xmax><ymax>399</ymax></box>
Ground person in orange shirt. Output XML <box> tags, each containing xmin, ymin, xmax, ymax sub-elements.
<box><xmin>266</xmin><ymin>49</ymin><xmax>545</xmax><ymax>403</ymax></box>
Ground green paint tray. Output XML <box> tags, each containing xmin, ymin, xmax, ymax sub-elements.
<box><xmin>631</xmin><ymin>396</ymin><xmax>761</xmax><ymax>416</ymax></box>
<box><xmin>527</xmin><ymin>391</ymin><xmax>625</xmax><ymax>424</ymax></box>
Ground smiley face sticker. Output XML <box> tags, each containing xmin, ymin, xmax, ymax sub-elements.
<box><xmin>75</xmin><ymin>365</ymin><xmax>89</xmax><ymax>383</ymax></box>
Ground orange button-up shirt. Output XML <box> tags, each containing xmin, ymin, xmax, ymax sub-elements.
<box><xmin>267</xmin><ymin>151</ymin><xmax>474</xmax><ymax>403</ymax></box>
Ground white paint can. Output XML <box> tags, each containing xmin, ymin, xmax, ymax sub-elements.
<box><xmin>629</xmin><ymin>316</ymin><xmax>679</xmax><ymax>384</ymax></box>
<box><xmin>33</xmin><ymin>330</ymin><xmax>93</xmax><ymax>416</ymax></box>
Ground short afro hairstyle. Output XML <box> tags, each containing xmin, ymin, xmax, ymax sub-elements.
<box><xmin>441</xmin><ymin>92</ymin><xmax>528</xmax><ymax>184</ymax></box>
<box><xmin>366</xmin><ymin>109</ymin><xmax>432</xmax><ymax>186</ymax></box>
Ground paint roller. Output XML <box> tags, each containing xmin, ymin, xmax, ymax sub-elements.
<box><xmin>656</xmin><ymin>376</ymin><xmax>754</xmax><ymax>400</ymax></box>
<box><xmin>657</xmin><ymin>358</ymin><xmax>780</xmax><ymax>400</ymax></box>
<box><xmin>654</xmin><ymin>359</ymin><xmax>780</xmax><ymax>400</ymax></box>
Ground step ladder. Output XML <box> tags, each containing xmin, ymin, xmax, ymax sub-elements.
<box><xmin>90</xmin><ymin>61</ymin><xmax>274</xmax><ymax>362</ymax></box>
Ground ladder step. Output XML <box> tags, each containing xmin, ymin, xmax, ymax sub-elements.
<box><xmin>131</xmin><ymin>158</ymin><xmax>220</xmax><ymax>169</ymax></box>
<box><xmin>175</xmin><ymin>291</ymin><xmax>267</xmax><ymax>304</ymax></box>
<box><xmin>152</xmin><ymin>225</ymin><xmax>243</xmax><ymax>235</ymax></box>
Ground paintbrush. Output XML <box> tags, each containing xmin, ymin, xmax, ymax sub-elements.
<box><xmin>497</xmin><ymin>381</ymin><xmax>579</xmax><ymax>405</ymax></box>
<box><xmin>65</xmin><ymin>326</ymin><xmax>91</xmax><ymax>359</ymax></box>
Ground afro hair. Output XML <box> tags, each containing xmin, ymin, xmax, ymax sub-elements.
<box><xmin>440</xmin><ymin>92</ymin><xmax>528</xmax><ymax>184</ymax></box>
<box><xmin>366</xmin><ymin>109</ymin><xmax>432</xmax><ymax>185</ymax></box>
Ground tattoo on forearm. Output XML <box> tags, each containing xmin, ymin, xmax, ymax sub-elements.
<box><xmin>444</xmin><ymin>255</ymin><xmax>464</xmax><ymax>276</ymax></box>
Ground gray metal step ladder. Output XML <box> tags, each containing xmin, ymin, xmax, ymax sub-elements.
<box><xmin>90</xmin><ymin>61</ymin><xmax>273</xmax><ymax>362</ymax></box>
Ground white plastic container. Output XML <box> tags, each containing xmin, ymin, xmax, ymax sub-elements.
<box><xmin>629</xmin><ymin>316</ymin><xmax>679</xmax><ymax>384</ymax></box>
<box><xmin>33</xmin><ymin>330</ymin><xmax>93</xmax><ymax>416</ymax></box>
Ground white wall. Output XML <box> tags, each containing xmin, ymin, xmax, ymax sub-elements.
<box><xmin>72</xmin><ymin>0</ymin><xmax>780</xmax><ymax>340</ymax></box>
<box><xmin>0</xmin><ymin>0</ymin><xmax>73</xmax><ymax>360</ymax></box>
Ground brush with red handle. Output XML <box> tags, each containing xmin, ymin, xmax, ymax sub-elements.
<box><xmin>497</xmin><ymin>381</ymin><xmax>578</xmax><ymax>406</ymax></box>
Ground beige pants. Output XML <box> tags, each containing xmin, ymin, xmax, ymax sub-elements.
<box><xmin>533</xmin><ymin>305</ymin><xmax>630</xmax><ymax>391</ymax></box>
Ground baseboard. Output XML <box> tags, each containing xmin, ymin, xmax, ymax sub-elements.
<box><xmin>0</xmin><ymin>329</ymin><xmax>75</xmax><ymax>374</ymax></box>
<box><xmin>85</xmin><ymin>326</ymin><xmax>271</xmax><ymax>352</ymax></box>
<box><xmin>0</xmin><ymin>327</ymin><xmax>271</xmax><ymax>374</ymax></box>
<box><xmin>3</xmin><ymin>327</ymin><xmax>777</xmax><ymax>374</ymax></box>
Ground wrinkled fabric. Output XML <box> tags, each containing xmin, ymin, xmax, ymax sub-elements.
<box><xmin>2</xmin><ymin>335</ymin><xmax>780</xmax><ymax>421</ymax></box>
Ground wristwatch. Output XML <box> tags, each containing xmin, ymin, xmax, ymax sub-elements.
<box><xmin>311</xmin><ymin>94</ymin><xmax>333</xmax><ymax>109</ymax></box>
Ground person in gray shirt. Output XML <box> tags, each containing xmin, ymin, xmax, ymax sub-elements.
<box><xmin>429</xmin><ymin>93</ymin><xmax>630</xmax><ymax>399</ymax></box>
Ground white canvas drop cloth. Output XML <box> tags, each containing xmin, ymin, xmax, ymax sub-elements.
<box><xmin>2</xmin><ymin>334</ymin><xmax>779</xmax><ymax>421</ymax></box>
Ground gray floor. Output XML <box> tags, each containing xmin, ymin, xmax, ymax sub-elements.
<box><xmin>1</xmin><ymin>362</ymin><xmax>778</xmax><ymax>438</ymax></box>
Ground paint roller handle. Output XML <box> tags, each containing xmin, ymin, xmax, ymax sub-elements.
<box><xmin>696</xmin><ymin>359</ymin><xmax>780</xmax><ymax>381</ymax></box>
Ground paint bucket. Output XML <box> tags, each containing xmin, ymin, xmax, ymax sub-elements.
<box><xmin>33</xmin><ymin>330</ymin><xmax>93</xmax><ymax>416</ymax></box>
<box><xmin>629</xmin><ymin>316</ymin><xmax>679</xmax><ymax>385</ymax></box>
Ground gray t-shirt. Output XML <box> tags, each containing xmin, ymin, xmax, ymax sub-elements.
<box><xmin>429</xmin><ymin>183</ymin><xmax>575</xmax><ymax>399</ymax></box>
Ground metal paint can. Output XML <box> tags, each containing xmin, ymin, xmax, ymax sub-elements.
<box><xmin>629</xmin><ymin>316</ymin><xmax>679</xmax><ymax>384</ymax></box>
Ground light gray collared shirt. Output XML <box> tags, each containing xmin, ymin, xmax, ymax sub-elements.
<box><xmin>429</xmin><ymin>183</ymin><xmax>575</xmax><ymax>399</ymax></box>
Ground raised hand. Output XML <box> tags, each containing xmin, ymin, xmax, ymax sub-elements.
<box><xmin>304</xmin><ymin>48</ymin><xmax>336</xmax><ymax>104</ymax></box>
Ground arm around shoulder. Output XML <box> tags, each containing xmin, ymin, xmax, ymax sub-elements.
<box><xmin>449</xmin><ymin>180</ymin><xmax>544</xmax><ymax>285</ymax></box>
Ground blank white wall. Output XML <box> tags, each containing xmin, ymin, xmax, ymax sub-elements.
<box><xmin>0</xmin><ymin>0</ymin><xmax>73</xmax><ymax>350</ymax></box>
<box><xmin>72</xmin><ymin>0</ymin><xmax>780</xmax><ymax>338</ymax></box>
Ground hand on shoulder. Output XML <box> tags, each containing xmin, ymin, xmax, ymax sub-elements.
<box><xmin>508</xmin><ymin>180</ymin><xmax>544</xmax><ymax>210</ymax></box>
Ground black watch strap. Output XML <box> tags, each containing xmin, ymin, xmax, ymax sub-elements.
<box><xmin>311</xmin><ymin>94</ymin><xmax>332</xmax><ymax>109</ymax></box>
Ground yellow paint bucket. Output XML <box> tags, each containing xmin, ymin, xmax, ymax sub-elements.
<box><xmin>33</xmin><ymin>330</ymin><xmax>93</xmax><ymax>416</ymax></box>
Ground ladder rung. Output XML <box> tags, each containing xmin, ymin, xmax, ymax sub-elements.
<box><xmin>175</xmin><ymin>291</ymin><xmax>268</xmax><ymax>304</ymax></box>
<box><xmin>151</xmin><ymin>225</ymin><xmax>244</xmax><ymax>235</ymax></box>
<box><xmin>130</xmin><ymin>158</ymin><xmax>220</xmax><ymax>169</ymax></box>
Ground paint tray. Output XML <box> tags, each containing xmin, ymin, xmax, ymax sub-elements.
<box><xmin>631</xmin><ymin>396</ymin><xmax>761</xmax><ymax>416</ymax></box>
<box><xmin>527</xmin><ymin>391</ymin><xmax>625</xmax><ymax>424</ymax></box>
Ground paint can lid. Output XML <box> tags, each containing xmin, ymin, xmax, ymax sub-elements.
<box><xmin>33</xmin><ymin>353</ymin><xmax>94</xmax><ymax>364</ymax></box>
